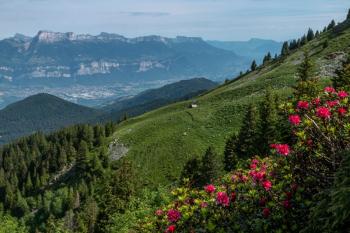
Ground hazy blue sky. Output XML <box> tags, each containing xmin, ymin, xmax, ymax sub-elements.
<box><xmin>0</xmin><ymin>0</ymin><xmax>349</xmax><ymax>41</ymax></box>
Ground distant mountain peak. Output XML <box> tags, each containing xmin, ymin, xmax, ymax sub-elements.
<box><xmin>35</xmin><ymin>30</ymin><xmax>96</xmax><ymax>43</ymax></box>
<box><xmin>30</xmin><ymin>30</ymin><xmax>204</xmax><ymax>44</ymax></box>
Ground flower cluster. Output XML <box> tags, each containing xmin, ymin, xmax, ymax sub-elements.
<box><xmin>144</xmin><ymin>157</ymin><xmax>297</xmax><ymax>232</ymax></box>
<box><xmin>270</xmin><ymin>144</ymin><xmax>290</xmax><ymax>156</ymax></box>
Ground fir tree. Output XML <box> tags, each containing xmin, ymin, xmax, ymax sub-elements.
<box><xmin>199</xmin><ymin>147</ymin><xmax>218</xmax><ymax>186</ymax></box>
<box><xmin>180</xmin><ymin>158</ymin><xmax>201</xmax><ymax>187</ymax></box>
<box><xmin>281</xmin><ymin>41</ymin><xmax>289</xmax><ymax>56</ymax></box>
<box><xmin>323</xmin><ymin>39</ymin><xmax>329</xmax><ymax>49</ymax></box>
<box><xmin>258</xmin><ymin>88</ymin><xmax>279</xmax><ymax>155</ymax></box>
<box><xmin>327</xmin><ymin>20</ymin><xmax>336</xmax><ymax>30</ymax></box>
<box><xmin>294</xmin><ymin>50</ymin><xmax>319</xmax><ymax>98</ymax></box>
<box><xmin>263</xmin><ymin>52</ymin><xmax>272</xmax><ymax>65</ymax></box>
<box><xmin>300</xmin><ymin>35</ymin><xmax>307</xmax><ymax>46</ymax></box>
<box><xmin>307</xmin><ymin>28</ymin><xmax>315</xmax><ymax>41</ymax></box>
<box><xmin>333</xmin><ymin>59</ymin><xmax>350</xmax><ymax>91</ymax></box>
<box><xmin>348</xmin><ymin>9</ymin><xmax>350</xmax><ymax>20</ymax></box>
<box><xmin>315</xmin><ymin>30</ymin><xmax>320</xmax><ymax>38</ymax></box>
<box><xmin>251</xmin><ymin>60</ymin><xmax>257</xmax><ymax>71</ymax></box>
<box><xmin>223</xmin><ymin>134</ymin><xmax>238</xmax><ymax>172</ymax></box>
<box><xmin>236</xmin><ymin>104</ymin><xmax>260</xmax><ymax>158</ymax></box>
<box><xmin>76</xmin><ymin>140</ymin><xmax>89</xmax><ymax>174</ymax></box>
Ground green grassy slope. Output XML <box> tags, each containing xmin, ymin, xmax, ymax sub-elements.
<box><xmin>114</xmin><ymin>21</ymin><xmax>350</xmax><ymax>186</ymax></box>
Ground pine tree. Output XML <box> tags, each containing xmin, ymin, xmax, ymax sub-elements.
<box><xmin>323</xmin><ymin>39</ymin><xmax>329</xmax><ymax>49</ymax></box>
<box><xmin>223</xmin><ymin>134</ymin><xmax>238</xmax><ymax>172</ymax></box>
<box><xmin>199</xmin><ymin>147</ymin><xmax>218</xmax><ymax>186</ymax></box>
<box><xmin>298</xmin><ymin>51</ymin><xmax>312</xmax><ymax>82</ymax></box>
<box><xmin>25</xmin><ymin>175</ymin><xmax>33</xmax><ymax>195</ymax></box>
<box><xmin>333</xmin><ymin>59</ymin><xmax>350</xmax><ymax>91</ymax></box>
<box><xmin>315</xmin><ymin>30</ymin><xmax>320</xmax><ymax>38</ymax></box>
<box><xmin>263</xmin><ymin>52</ymin><xmax>272</xmax><ymax>65</ymax></box>
<box><xmin>348</xmin><ymin>9</ymin><xmax>350</xmax><ymax>20</ymax></box>
<box><xmin>294</xmin><ymin>50</ymin><xmax>319</xmax><ymax>98</ymax></box>
<box><xmin>180</xmin><ymin>158</ymin><xmax>201</xmax><ymax>187</ymax></box>
<box><xmin>236</xmin><ymin>104</ymin><xmax>260</xmax><ymax>158</ymax></box>
<box><xmin>251</xmin><ymin>60</ymin><xmax>257</xmax><ymax>71</ymax></box>
<box><xmin>301</xmin><ymin>35</ymin><xmax>307</xmax><ymax>46</ymax></box>
<box><xmin>281</xmin><ymin>41</ymin><xmax>289</xmax><ymax>56</ymax></box>
<box><xmin>307</xmin><ymin>28</ymin><xmax>315</xmax><ymax>41</ymax></box>
<box><xmin>258</xmin><ymin>88</ymin><xmax>279</xmax><ymax>155</ymax></box>
<box><xmin>327</xmin><ymin>20</ymin><xmax>336</xmax><ymax>30</ymax></box>
<box><xmin>76</xmin><ymin>140</ymin><xmax>89</xmax><ymax>174</ymax></box>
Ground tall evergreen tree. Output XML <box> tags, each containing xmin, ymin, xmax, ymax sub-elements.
<box><xmin>180</xmin><ymin>158</ymin><xmax>201</xmax><ymax>187</ymax></box>
<box><xmin>76</xmin><ymin>140</ymin><xmax>89</xmax><ymax>174</ymax></box>
<box><xmin>348</xmin><ymin>9</ymin><xmax>350</xmax><ymax>20</ymax></box>
<box><xmin>281</xmin><ymin>41</ymin><xmax>289</xmax><ymax>56</ymax></box>
<box><xmin>300</xmin><ymin>35</ymin><xmax>307</xmax><ymax>46</ymax></box>
<box><xmin>236</xmin><ymin>104</ymin><xmax>260</xmax><ymax>158</ymax></box>
<box><xmin>263</xmin><ymin>52</ymin><xmax>272</xmax><ymax>65</ymax></box>
<box><xmin>258</xmin><ymin>88</ymin><xmax>279</xmax><ymax>155</ymax></box>
<box><xmin>333</xmin><ymin>58</ymin><xmax>350</xmax><ymax>91</ymax></box>
<box><xmin>315</xmin><ymin>30</ymin><xmax>320</xmax><ymax>38</ymax></box>
<box><xmin>294</xmin><ymin>50</ymin><xmax>319</xmax><ymax>98</ymax></box>
<box><xmin>223</xmin><ymin>134</ymin><xmax>238</xmax><ymax>172</ymax></box>
<box><xmin>323</xmin><ymin>39</ymin><xmax>329</xmax><ymax>49</ymax></box>
<box><xmin>199</xmin><ymin>147</ymin><xmax>218</xmax><ymax>186</ymax></box>
<box><xmin>307</xmin><ymin>28</ymin><xmax>315</xmax><ymax>41</ymax></box>
<box><xmin>327</xmin><ymin>20</ymin><xmax>336</xmax><ymax>30</ymax></box>
<box><xmin>251</xmin><ymin>60</ymin><xmax>257</xmax><ymax>71</ymax></box>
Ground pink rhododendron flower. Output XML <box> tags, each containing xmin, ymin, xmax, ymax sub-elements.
<box><xmin>250</xmin><ymin>163</ymin><xmax>257</xmax><ymax>169</ymax></box>
<box><xmin>262</xmin><ymin>180</ymin><xmax>272</xmax><ymax>191</ymax></box>
<box><xmin>204</xmin><ymin>184</ymin><xmax>216</xmax><ymax>194</ymax></box>
<box><xmin>326</xmin><ymin>100</ymin><xmax>339</xmax><ymax>108</ymax></box>
<box><xmin>271</xmin><ymin>144</ymin><xmax>290</xmax><ymax>156</ymax></box>
<box><xmin>324</xmin><ymin>86</ymin><xmax>336</xmax><ymax>93</ymax></box>
<box><xmin>338</xmin><ymin>90</ymin><xmax>349</xmax><ymax>99</ymax></box>
<box><xmin>289</xmin><ymin>114</ymin><xmax>301</xmax><ymax>125</ymax></box>
<box><xmin>297</xmin><ymin>100</ymin><xmax>309</xmax><ymax>109</ymax></box>
<box><xmin>312</xmin><ymin>97</ymin><xmax>321</xmax><ymax>106</ymax></box>
<box><xmin>239</xmin><ymin>174</ymin><xmax>248</xmax><ymax>183</ymax></box>
<box><xmin>251</xmin><ymin>158</ymin><xmax>259</xmax><ymax>164</ymax></box>
<box><xmin>338</xmin><ymin>107</ymin><xmax>347</xmax><ymax>116</ymax></box>
<box><xmin>166</xmin><ymin>225</ymin><xmax>176</xmax><ymax>233</ymax></box>
<box><xmin>316</xmin><ymin>107</ymin><xmax>331</xmax><ymax>119</ymax></box>
<box><xmin>307</xmin><ymin>139</ymin><xmax>313</xmax><ymax>146</ymax></box>
<box><xmin>167</xmin><ymin>209</ymin><xmax>181</xmax><ymax>223</ymax></box>
<box><xmin>216</xmin><ymin>192</ymin><xmax>230</xmax><ymax>207</ymax></box>
<box><xmin>200</xmin><ymin>202</ymin><xmax>208</xmax><ymax>208</ymax></box>
<box><xmin>155</xmin><ymin>209</ymin><xmax>164</xmax><ymax>216</ymax></box>
<box><xmin>263</xmin><ymin>208</ymin><xmax>271</xmax><ymax>218</ymax></box>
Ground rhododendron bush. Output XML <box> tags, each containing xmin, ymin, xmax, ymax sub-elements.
<box><xmin>139</xmin><ymin>87</ymin><xmax>350</xmax><ymax>232</ymax></box>
<box><xmin>283</xmin><ymin>87</ymin><xmax>350</xmax><ymax>188</ymax></box>
<box><xmin>140</xmin><ymin>156</ymin><xmax>302</xmax><ymax>232</ymax></box>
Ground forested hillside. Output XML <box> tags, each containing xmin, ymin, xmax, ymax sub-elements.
<box><xmin>0</xmin><ymin>10</ymin><xmax>350</xmax><ymax>233</ymax></box>
<box><xmin>0</xmin><ymin>93</ymin><xmax>102</xmax><ymax>144</ymax></box>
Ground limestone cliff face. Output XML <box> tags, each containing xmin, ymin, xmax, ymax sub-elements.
<box><xmin>0</xmin><ymin>31</ymin><xmax>249</xmax><ymax>84</ymax></box>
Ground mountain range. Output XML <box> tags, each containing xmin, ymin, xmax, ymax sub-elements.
<box><xmin>0</xmin><ymin>32</ymin><xmax>282</xmax><ymax>109</ymax></box>
<box><xmin>207</xmin><ymin>38</ymin><xmax>283</xmax><ymax>63</ymax></box>
<box><xmin>0</xmin><ymin>31</ymin><xmax>247</xmax><ymax>86</ymax></box>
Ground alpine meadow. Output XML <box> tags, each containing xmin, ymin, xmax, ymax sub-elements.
<box><xmin>0</xmin><ymin>1</ymin><xmax>350</xmax><ymax>233</ymax></box>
